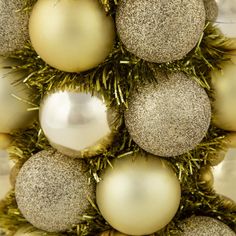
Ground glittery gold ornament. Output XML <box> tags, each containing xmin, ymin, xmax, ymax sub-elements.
<box><xmin>96</xmin><ymin>153</ymin><xmax>181</xmax><ymax>235</ymax></box>
<box><xmin>15</xmin><ymin>150</ymin><xmax>96</xmax><ymax>232</ymax></box>
<box><xmin>0</xmin><ymin>133</ymin><xmax>12</xmax><ymax>149</ymax></box>
<box><xmin>39</xmin><ymin>90</ymin><xmax>118</xmax><ymax>158</ymax></box>
<box><xmin>0</xmin><ymin>57</ymin><xmax>36</xmax><ymax>133</ymax></box>
<box><xmin>29</xmin><ymin>0</ymin><xmax>115</xmax><ymax>72</ymax></box>
<box><xmin>125</xmin><ymin>70</ymin><xmax>211</xmax><ymax>157</ymax></box>
<box><xmin>203</xmin><ymin>0</ymin><xmax>218</xmax><ymax>21</ymax></box>
<box><xmin>212</xmin><ymin>52</ymin><xmax>236</xmax><ymax>131</ymax></box>
<box><xmin>178</xmin><ymin>216</ymin><xmax>235</xmax><ymax>236</ymax></box>
<box><xmin>14</xmin><ymin>225</ymin><xmax>58</xmax><ymax>236</ymax></box>
<box><xmin>116</xmin><ymin>0</ymin><xmax>205</xmax><ymax>63</ymax></box>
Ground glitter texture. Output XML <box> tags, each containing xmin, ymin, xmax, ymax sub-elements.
<box><xmin>116</xmin><ymin>0</ymin><xmax>206</xmax><ymax>63</ymax></box>
<box><xmin>0</xmin><ymin>1</ymin><xmax>30</xmax><ymax>55</ymax></box>
<box><xmin>203</xmin><ymin>0</ymin><xmax>218</xmax><ymax>21</ymax></box>
<box><xmin>15</xmin><ymin>150</ymin><xmax>96</xmax><ymax>232</ymax></box>
<box><xmin>179</xmin><ymin>216</ymin><xmax>236</xmax><ymax>236</ymax></box>
<box><xmin>125</xmin><ymin>70</ymin><xmax>211</xmax><ymax>157</ymax></box>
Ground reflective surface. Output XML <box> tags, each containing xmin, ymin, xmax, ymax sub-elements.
<box><xmin>40</xmin><ymin>91</ymin><xmax>113</xmax><ymax>157</ymax></box>
<box><xmin>212</xmin><ymin>148</ymin><xmax>236</xmax><ymax>202</ymax></box>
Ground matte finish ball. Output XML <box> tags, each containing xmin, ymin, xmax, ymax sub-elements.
<box><xmin>29</xmin><ymin>0</ymin><xmax>115</xmax><ymax>72</ymax></box>
<box><xmin>178</xmin><ymin>216</ymin><xmax>235</xmax><ymax>235</ymax></box>
<box><xmin>39</xmin><ymin>91</ymin><xmax>116</xmax><ymax>158</ymax></box>
<box><xmin>15</xmin><ymin>150</ymin><xmax>96</xmax><ymax>232</ymax></box>
<box><xmin>96</xmin><ymin>154</ymin><xmax>181</xmax><ymax>235</ymax></box>
<box><xmin>125</xmin><ymin>70</ymin><xmax>211</xmax><ymax>157</ymax></box>
<box><xmin>0</xmin><ymin>57</ymin><xmax>36</xmax><ymax>133</ymax></box>
<box><xmin>116</xmin><ymin>0</ymin><xmax>205</xmax><ymax>63</ymax></box>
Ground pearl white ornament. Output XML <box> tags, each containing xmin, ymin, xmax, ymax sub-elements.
<box><xmin>96</xmin><ymin>154</ymin><xmax>181</xmax><ymax>235</ymax></box>
<box><xmin>29</xmin><ymin>0</ymin><xmax>115</xmax><ymax>72</ymax></box>
<box><xmin>39</xmin><ymin>91</ymin><xmax>115</xmax><ymax>158</ymax></box>
<box><xmin>0</xmin><ymin>57</ymin><xmax>36</xmax><ymax>133</ymax></box>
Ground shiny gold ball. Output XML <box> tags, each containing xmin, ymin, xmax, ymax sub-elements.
<box><xmin>211</xmin><ymin>52</ymin><xmax>236</xmax><ymax>131</ymax></box>
<box><xmin>0</xmin><ymin>133</ymin><xmax>12</xmax><ymax>149</ymax></box>
<box><xmin>0</xmin><ymin>57</ymin><xmax>36</xmax><ymax>133</ymax></box>
<box><xmin>29</xmin><ymin>0</ymin><xmax>115</xmax><ymax>72</ymax></box>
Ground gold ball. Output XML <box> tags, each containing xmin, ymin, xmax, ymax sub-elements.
<box><xmin>29</xmin><ymin>0</ymin><xmax>115</xmax><ymax>72</ymax></box>
<box><xmin>211</xmin><ymin>51</ymin><xmax>236</xmax><ymax>131</ymax></box>
<box><xmin>199</xmin><ymin>166</ymin><xmax>214</xmax><ymax>188</ymax></box>
<box><xmin>0</xmin><ymin>133</ymin><xmax>12</xmax><ymax>149</ymax></box>
<box><xmin>98</xmin><ymin>230</ymin><xmax>129</xmax><ymax>236</ymax></box>
<box><xmin>0</xmin><ymin>57</ymin><xmax>36</xmax><ymax>133</ymax></box>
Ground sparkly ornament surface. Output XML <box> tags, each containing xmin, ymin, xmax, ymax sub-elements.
<box><xmin>125</xmin><ymin>70</ymin><xmax>211</xmax><ymax>157</ymax></box>
<box><xmin>96</xmin><ymin>154</ymin><xmax>181</xmax><ymax>235</ymax></box>
<box><xmin>116</xmin><ymin>0</ymin><xmax>205</xmax><ymax>63</ymax></box>
<box><xmin>40</xmin><ymin>91</ymin><xmax>116</xmax><ymax>158</ymax></box>
<box><xmin>29</xmin><ymin>0</ymin><xmax>115</xmax><ymax>72</ymax></box>
<box><xmin>203</xmin><ymin>0</ymin><xmax>218</xmax><ymax>21</ymax></box>
<box><xmin>178</xmin><ymin>216</ymin><xmax>235</xmax><ymax>235</ymax></box>
<box><xmin>15</xmin><ymin>150</ymin><xmax>95</xmax><ymax>232</ymax></box>
<box><xmin>0</xmin><ymin>57</ymin><xmax>36</xmax><ymax>133</ymax></box>
<box><xmin>0</xmin><ymin>0</ymin><xmax>30</xmax><ymax>55</ymax></box>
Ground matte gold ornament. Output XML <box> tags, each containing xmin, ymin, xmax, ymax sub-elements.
<box><xmin>96</xmin><ymin>154</ymin><xmax>181</xmax><ymax>235</ymax></box>
<box><xmin>0</xmin><ymin>133</ymin><xmax>12</xmax><ymax>149</ymax></box>
<box><xmin>0</xmin><ymin>57</ymin><xmax>36</xmax><ymax>133</ymax></box>
<box><xmin>39</xmin><ymin>90</ymin><xmax>117</xmax><ymax>158</ymax></box>
<box><xmin>211</xmin><ymin>52</ymin><xmax>236</xmax><ymax>131</ymax></box>
<box><xmin>29</xmin><ymin>0</ymin><xmax>115</xmax><ymax>72</ymax></box>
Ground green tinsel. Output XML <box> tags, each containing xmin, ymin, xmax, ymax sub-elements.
<box><xmin>0</xmin><ymin>0</ymin><xmax>236</xmax><ymax>235</ymax></box>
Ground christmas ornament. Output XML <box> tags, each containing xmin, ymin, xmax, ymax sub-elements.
<box><xmin>0</xmin><ymin>0</ymin><xmax>30</xmax><ymax>55</ymax></box>
<box><xmin>39</xmin><ymin>91</ymin><xmax>117</xmax><ymax>158</ymax></box>
<box><xmin>203</xmin><ymin>0</ymin><xmax>218</xmax><ymax>21</ymax></box>
<box><xmin>199</xmin><ymin>166</ymin><xmax>214</xmax><ymax>189</ymax></box>
<box><xmin>14</xmin><ymin>225</ymin><xmax>58</xmax><ymax>236</ymax></box>
<box><xmin>215</xmin><ymin>0</ymin><xmax>236</xmax><ymax>37</ymax></box>
<box><xmin>0</xmin><ymin>57</ymin><xmax>36</xmax><ymax>133</ymax></box>
<box><xmin>178</xmin><ymin>216</ymin><xmax>235</xmax><ymax>235</ymax></box>
<box><xmin>29</xmin><ymin>0</ymin><xmax>115</xmax><ymax>72</ymax></box>
<box><xmin>15</xmin><ymin>150</ymin><xmax>96</xmax><ymax>232</ymax></box>
<box><xmin>125</xmin><ymin>70</ymin><xmax>211</xmax><ymax>157</ymax></box>
<box><xmin>96</xmin><ymin>153</ymin><xmax>181</xmax><ymax>235</ymax></box>
<box><xmin>211</xmin><ymin>52</ymin><xmax>236</xmax><ymax>131</ymax></box>
<box><xmin>116</xmin><ymin>0</ymin><xmax>205</xmax><ymax>63</ymax></box>
<box><xmin>0</xmin><ymin>134</ymin><xmax>12</xmax><ymax>149</ymax></box>
<box><xmin>212</xmin><ymin>148</ymin><xmax>236</xmax><ymax>202</ymax></box>
<box><xmin>99</xmin><ymin>230</ymin><xmax>129</xmax><ymax>236</ymax></box>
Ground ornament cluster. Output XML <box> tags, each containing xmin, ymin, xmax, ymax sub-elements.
<box><xmin>0</xmin><ymin>0</ymin><xmax>236</xmax><ymax>236</ymax></box>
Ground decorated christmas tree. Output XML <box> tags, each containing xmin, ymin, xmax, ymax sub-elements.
<box><xmin>0</xmin><ymin>0</ymin><xmax>236</xmax><ymax>235</ymax></box>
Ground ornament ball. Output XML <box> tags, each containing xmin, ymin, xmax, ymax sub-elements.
<box><xmin>96</xmin><ymin>153</ymin><xmax>181</xmax><ymax>235</ymax></box>
<box><xmin>29</xmin><ymin>0</ymin><xmax>115</xmax><ymax>72</ymax></box>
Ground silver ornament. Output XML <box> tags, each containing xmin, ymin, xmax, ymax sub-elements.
<box><xmin>178</xmin><ymin>216</ymin><xmax>235</xmax><ymax>235</ymax></box>
<box><xmin>116</xmin><ymin>0</ymin><xmax>205</xmax><ymax>63</ymax></box>
<box><xmin>15</xmin><ymin>150</ymin><xmax>96</xmax><ymax>232</ymax></box>
<box><xmin>203</xmin><ymin>0</ymin><xmax>218</xmax><ymax>21</ymax></box>
<box><xmin>125</xmin><ymin>70</ymin><xmax>211</xmax><ymax>157</ymax></box>
<box><xmin>96</xmin><ymin>153</ymin><xmax>181</xmax><ymax>235</ymax></box>
<box><xmin>212</xmin><ymin>148</ymin><xmax>236</xmax><ymax>203</ymax></box>
<box><xmin>0</xmin><ymin>0</ymin><xmax>30</xmax><ymax>55</ymax></box>
<box><xmin>39</xmin><ymin>91</ymin><xmax>117</xmax><ymax>158</ymax></box>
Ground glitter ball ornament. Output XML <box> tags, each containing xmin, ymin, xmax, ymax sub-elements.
<box><xmin>0</xmin><ymin>57</ymin><xmax>36</xmax><ymax>133</ymax></box>
<box><xmin>179</xmin><ymin>216</ymin><xmax>236</xmax><ymax>235</ymax></box>
<box><xmin>29</xmin><ymin>0</ymin><xmax>115</xmax><ymax>72</ymax></box>
<box><xmin>15</xmin><ymin>150</ymin><xmax>96</xmax><ymax>232</ymax></box>
<box><xmin>116</xmin><ymin>0</ymin><xmax>205</xmax><ymax>63</ymax></box>
<box><xmin>0</xmin><ymin>0</ymin><xmax>30</xmax><ymax>55</ymax></box>
<box><xmin>96</xmin><ymin>154</ymin><xmax>181</xmax><ymax>235</ymax></box>
<box><xmin>125</xmin><ymin>70</ymin><xmax>211</xmax><ymax>157</ymax></box>
<box><xmin>203</xmin><ymin>0</ymin><xmax>218</xmax><ymax>22</ymax></box>
<box><xmin>39</xmin><ymin>90</ymin><xmax>117</xmax><ymax>158</ymax></box>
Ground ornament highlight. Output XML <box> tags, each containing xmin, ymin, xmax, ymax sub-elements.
<box><xmin>116</xmin><ymin>0</ymin><xmax>205</xmax><ymax>63</ymax></box>
<box><xmin>29</xmin><ymin>0</ymin><xmax>115</xmax><ymax>72</ymax></box>
<box><xmin>178</xmin><ymin>216</ymin><xmax>235</xmax><ymax>235</ymax></box>
<box><xmin>96</xmin><ymin>154</ymin><xmax>181</xmax><ymax>235</ymax></box>
<box><xmin>0</xmin><ymin>57</ymin><xmax>36</xmax><ymax>133</ymax></box>
<box><xmin>125</xmin><ymin>70</ymin><xmax>211</xmax><ymax>157</ymax></box>
<box><xmin>15</xmin><ymin>150</ymin><xmax>96</xmax><ymax>232</ymax></box>
<box><xmin>39</xmin><ymin>91</ymin><xmax>117</xmax><ymax>158</ymax></box>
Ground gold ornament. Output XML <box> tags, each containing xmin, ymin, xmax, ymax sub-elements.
<box><xmin>0</xmin><ymin>57</ymin><xmax>36</xmax><ymax>133</ymax></box>
<box><xmin>211</xmin><ymin>51</ymin><xmax>236</xmax><ymax>131</ymax></box>
<box><xmin>98</xmin><ymin>230</ymin><xmax>129</xmax><ymax>236</ymax></box>
<box><xmin>199</xmin><ymin>166</ymin><xmax>214</xmax><ymax>188</ymax></box>
<box><xmin>0</xmin><ymin>133</ymin><xmax>12</xmax><ymax>149</ymax></box>
<box><xmin>29</xmin><ymin>0</ymin><xmax>115</xmax><ymax>72</ymax></box>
